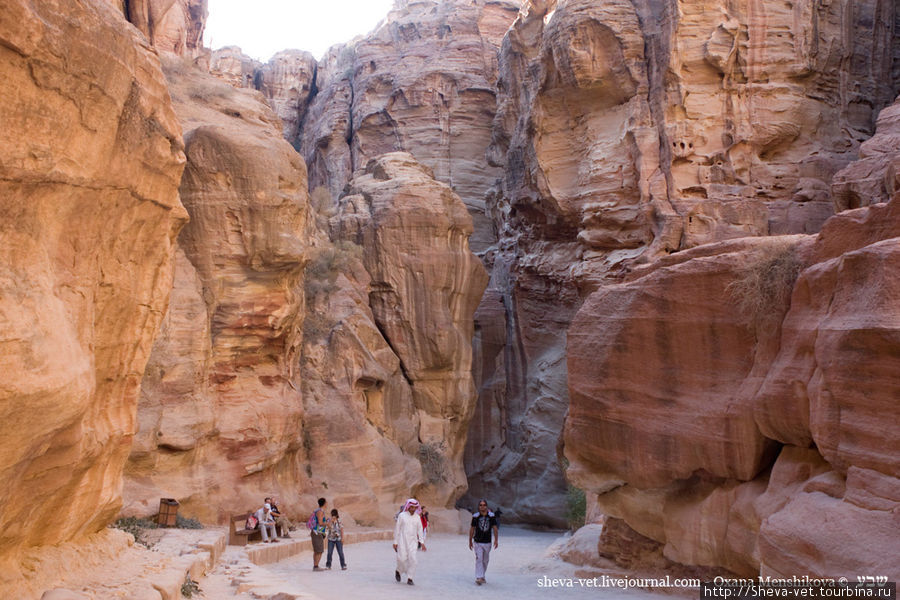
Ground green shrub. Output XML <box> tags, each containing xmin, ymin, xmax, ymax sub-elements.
<box><xmin>175</xmin><ymin>514</ymin><xmax>204</xmax><ymax>529</ymax></box>
<box><xmin>111</xmin><ymin>516</ymin><xmax>158</xmax><ymax>548</ymax></box>
<box><xmin>417</xmin><ymin>443</ymin><xmax>447</xmax><ymax>484</ymax></box>
<box><xmin>181</xmin><ymin>574</ymin><xmax>200</xmax><ymax>598</ymax></box>
<box><xmin>565</xmin><ymin>484</ymin><xmax>586</xmax><ymax>531</ymax></box>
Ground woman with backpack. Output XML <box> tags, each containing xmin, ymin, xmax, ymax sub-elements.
<box><xmin>308</xmin><ymin>498</ymin><xmax>328</xmax><ymax>571</ymax></box>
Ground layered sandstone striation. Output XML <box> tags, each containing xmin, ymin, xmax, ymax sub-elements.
<box><xmin>0</xmin><ymin>0</ymin><xmax>185</xmax><ymax>577</ymax></box>
<box><xmin>565</xmin><ymin>94</ymin><xmax>900</xmax><ymax>576</ymax></box>
<box><xmin>467</xmin><ymin>0</ymin><xmax>900</xmax><ymax>527</ymax></box>
<box><xmin>299</xmin><ymin>0</ymin><xmax>522</xmax><ymax>252</ymax></box>
<box><xmin>299</xmin><ymin>152</ymin><xmax>488</xmax><ymax>521</ymax></box>
<box><xmin>123</xmin><ymin>57</ymin><xmax>311</xmax><ymax>522</ymax></box>
<box><xmin>209</xmin><ymin>47</ymin><xmax>317</xmax><ymax>144</ymax></box>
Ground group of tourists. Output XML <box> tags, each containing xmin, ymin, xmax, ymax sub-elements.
<box><xmin>250</xmin><ymin>495</ymin><xmax>501</xmax><ymax>586</ymax></box>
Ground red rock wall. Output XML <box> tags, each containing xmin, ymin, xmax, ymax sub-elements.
<box><xmin>298</xmin><ymin>0</ymin><xmax>521</xmax><ymax>252</ymax></box>
<box><xmin>565</xmin><ymin>95</ymin><xmax>900</xmax><ymax>576</ymax></box>
<box><xmin>123</xmin><ymin>59</ymin><xmax>311</xmax><ymax>521</ymax></box>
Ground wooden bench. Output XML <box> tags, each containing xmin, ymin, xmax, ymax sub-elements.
<box><xmin>229</xmin><ymin>512</ymin><xmax>263</xmax><ymax>546</ymax></box>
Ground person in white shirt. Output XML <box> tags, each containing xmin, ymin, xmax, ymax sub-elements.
<box><xmin>255</xmin><ymin>502</ymin><xmax>278</xmax><ymax>543</ymax></box>
<box><xmin>393</xmin><ymin>498</ymin><xmax>426</xmax><ymax>585</ymax></box>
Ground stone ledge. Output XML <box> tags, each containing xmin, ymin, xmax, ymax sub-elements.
<box><xmin>244</xmin><ymin>529</ymin><xmax>393</xmax><ymax>565</ymax></box>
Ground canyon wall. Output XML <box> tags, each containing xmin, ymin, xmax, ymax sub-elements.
<box><xmin>297</xmin><ymin>0</ymin><xmax>521</xmax><ymax>252</ymax></box>
<box><xmin>122</xmin><ymin>58</ymin><xmax>312</xmax><ymax>522</ymax></box>
<box><xmin>467</xmin><ymin>0</ymin><xmax>900</xmax><ymax>527</ymax></box>
<box><xmin>0</xmin><ymin>0</ymin><xmax>186</xmax><ymax>574</ymax></box>
<box><xmin>2</xmin><ymin>0</ymin><xmax>899</xmax><ymax>587</ymax></box>
<box><xmin>566</xmin><ymin>114</ymin><xmax>900</xmax><ymax>575</ymax></box>
<box><xmin>301</xmin><ymin>152</ymin><xmax>488</xmax><ymax>522</ymax></box>
<box><xmin>116</xmin><ymin>0</ymin><xmax>490</xmax><ymax>529</ymax></box>
<box><xmin>117</xmin><ymin>0</ymin><xmax>208</xmax><ymax>57</ymax></box>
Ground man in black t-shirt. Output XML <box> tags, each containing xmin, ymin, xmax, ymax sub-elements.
<box><xmin>468</xmin><ymin>499</ymin><xmax>499</xmax><ymax>585</ymax></box>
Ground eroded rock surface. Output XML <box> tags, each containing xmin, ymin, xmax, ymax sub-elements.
<box><xmin>565</xmin><ymin>97</ymin><xmax>900</xmax><ymax>575</ymax></box>
<box><xmin>299</xmin><ymin>0</ymin><xmax>521</xmax><ymax>252</ymax></box>
<box><xmin>300</xmin><ymin>152</ymin><xmax>488</xmax><ymax>519</ymax></box>
<box><xmin>121</xmin><ymin>0</ymin><xmax>208</xmax><ymax>56</ymax></box>
<box><xmin>0</xmin><ymin>0</ymin><xmax>185</xmax><ymax>575</ymax></box>
<box><xmin>466</xmin><ymin>0</ymin><xmax>900</xmax><ymax>529</ymax></box>
<box><xmin>209</xmin><ymin>46</ymin><xmax>317</xmax><ymax>144</ymax></box>
<box><xmin>124</xmin><ymin>58</ymin><xmax>311</xmax><ymax>522</ymax></box>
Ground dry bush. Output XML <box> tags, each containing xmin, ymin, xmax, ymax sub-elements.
<box><xmin>727</xmin><ymin>242</ymin><xmax>802</xmax><ymax>322</ymax></box>
<box><xmin>302</xmin><ymin>241</ymin><xmax>363</xmax><ymax>339</ymax></box>
<box><xmin>417</xmin><ymin>443</ymin><xmax>447</xmax><ymax>484</ymax></box>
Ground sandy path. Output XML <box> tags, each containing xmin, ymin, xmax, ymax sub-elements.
<box><xmin>247</xmin><ymin>527</ymin><xmax>671</xmax><ymax>600</ymax></box>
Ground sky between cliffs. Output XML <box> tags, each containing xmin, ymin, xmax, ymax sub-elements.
<box><xmin>204</xmin><ymin>0</ymin><xmax>395</xmax><ymax>61</ymax></box>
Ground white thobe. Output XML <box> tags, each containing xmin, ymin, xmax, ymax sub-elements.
<box><xmin>393</xmin><ymin>510</ymin><xmax>425</xmax><ymax>580</ymax></box>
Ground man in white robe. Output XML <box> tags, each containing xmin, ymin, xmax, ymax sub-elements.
<box><xmin>393</xmin><ymin>498</ymin><xmax>426</xmax><ymax>585</ymax></box>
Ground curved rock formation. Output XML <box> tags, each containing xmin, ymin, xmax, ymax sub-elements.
<box><xmin>299</xmin><ymin>152</ymin><xmax>488</xmax><ymax>521</ymax></box>
<box><xmin>121</xmin><ymin>0</ymin><xmax>208</xmax><ymax>56</ymax></box>
<box><xmin>565</xmin><ymin>95</ymin><xmax>900</xmax><ymax>576</ymax></box>
<box><xmin>123</xmin><ymin>58</ymin><xmax>311</xmax><ymax>522</ymax></box>
<box><xmin>256</xmin><ymin>50</ymin><xmax>317</xmax><ymax>144</ymax></box>
<box><xmin>0</xmin><ymin>0</ymin><xmax>185</xmax><ymax>572</ymax></box>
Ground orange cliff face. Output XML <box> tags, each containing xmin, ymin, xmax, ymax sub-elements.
<box><xmin>2</xmin><ymin>0</ymin><xmax>899</xmax><ymax>588</ymax></box>
<box><xmin>297</xmin><ymin>153</ymin><xmax>488</xmax><ymax>524</ymax></box>
<box><xmin>122</xmin><ymin>59</ymin><xmax>312</xmax><ymax>522</ymax></box>
<box><xmin>0</xmin><ymin>0</ymin><xmax>186</xmax><ymax>566</ymax></box>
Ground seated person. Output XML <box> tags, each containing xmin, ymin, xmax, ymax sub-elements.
<box><xmin>255</xmin><ymin>502</ymin><xmax>278</xmax><ymax>543</ymax></box>
<box><xmin>266</xmin><ymin>496</ymin><xmax>294</xmax><ymax>538</ymax></box>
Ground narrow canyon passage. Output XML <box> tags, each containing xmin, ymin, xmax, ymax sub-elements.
<box><xmin>239</xmin><ymin>528</ymin><xmax>671</xmax><ymax>600</ymax></box>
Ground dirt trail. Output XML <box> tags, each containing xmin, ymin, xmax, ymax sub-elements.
<box><xmin>210</xmin><ymin>527</ymin><xmax>673</xmax><ymax>600</ymax></box>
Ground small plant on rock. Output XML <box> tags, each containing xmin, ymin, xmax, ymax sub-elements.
<box><xmin>418</xmin><ymin>443</ymin><xmax>447</xmax><ymax>484</ymax></box>
<box><xmin>111</xmin><ymin>516</ymin><xmax>158</xmax><ymax>548</ymax></box>
<box><xmin>565</xmin><ymin>484</ymin><xmax>586</xmax><ymax>531</ymax></box>
<box><xmin>727</xmin><ymin>241</ymin><xmax>802</xmax><ymax>323</ymax></box>
<box><xmin>176</xmin><ymin>514</ymin><xmax>204</xmax><ymax>529</ymax></box>
<box><xmin>181</xmin><ymin>574</ymin><xmax>200</xmax><ymax>598</ymax></box>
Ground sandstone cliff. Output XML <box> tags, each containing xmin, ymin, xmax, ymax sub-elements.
<box><xmin>298</xmin><ymin>0</ymin><xmax>522</xmax><ymax>252</ymax></box>
<box><xmin>301</xmin><ymin>152</ymin><xmax>488</xmax><ymax>521</ymax></box>
<box><xmin>209</xmin><ymin>46</ymin><xmax>317</xmax><ymax>144</ymax></box>
<box><xmin>0</xmin><ymin>0</ymin><xmax>185</xmax><ymax>578</ymax></box>
<box><xmin>565</xmin><ymin>94</ymin><xmax>900</xmax><ymax>577</ymax></box>
<box><xmin>467</xmin><ymin>0</ymin><xmax>900</xmax><ymax>528</ymax></box>
<box><xmin>117</xmin><ymin>0</ymin><xmax>208</xmax><ymax>57</ymax></box>
<box><xmin>123</xmin><ymin>57</ymin><xmax>311</xmax><ymax>521</ymax></box>
<box><xmin>121</xmin><ymin>66</ymin><xmax>488</xmax><ymax>522</ymax></box>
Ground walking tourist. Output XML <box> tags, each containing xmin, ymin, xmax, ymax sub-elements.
<box><xmin>393</xmin><ymin>498</ymin><xmax>426</xmax><ymax>585</ymax></box>
<box><xmin>468</xmin><ymin>499</ymin><xmax>499</xmax><ymax>585</ymax></box>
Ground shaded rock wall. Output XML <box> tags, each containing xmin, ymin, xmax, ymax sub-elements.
<box><xmin>466</xmin><ymin>0</ymin><xmax>900</xmax><ymax>527</ymax></box>
<box><xmin>209</xmin><ymin>47</ymin><xmax>317</xmax><ymax>144</ymax></box>
<box><xmin>119</xmin><ymin>0</ymin><xmax>209</xmax><ymax>56</ymax></box>
<box><xmin>565</xmin><ymin>94</ymin><xmax>900</xmax><ymax>577</ymax></box>
<box><xmin>0</xmin><ymin>0</ymin><xmax>185</xmax><ymax>571</ymax></box>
